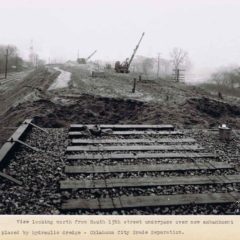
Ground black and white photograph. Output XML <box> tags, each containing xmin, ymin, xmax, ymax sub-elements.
<box><xmin>0</xmin><ymin>0</ymin><xmax>240</xmax><ymax>216</ymax></box>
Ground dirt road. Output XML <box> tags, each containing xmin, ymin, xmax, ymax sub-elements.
<box><xmin>0</xmin><ymin>71</ymin><xmax>32</xmax><ymax>94</ymax></box>
<box><xmin>48</xmin><ymin>67</ymin><xmax>71</xmax><ymax>90</ymax></box>
<box><xmin>0</xmin><ymin>67</ymin><xmax>59</xmax><ymax>115</ymax></box>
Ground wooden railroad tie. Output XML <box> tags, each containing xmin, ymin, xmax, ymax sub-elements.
<box><xmin>71</xmin><ymin>138</ymin><xmax>196</xmax><ymax>145</ymax></box>
<box><xmin>66</xmin><ymin>144</ymin><xmax>203</xmax><ymax>152</ymax></box>
<box><xmin>67</xmin><ymin>152</ymin><xmax>216</xmax><ymax>160</ymax></box>
<box><xmin>60</xmin><ymin>174</ymin><xmax>240</xmax><ymax>189</ymax></box>
<box><xmin>70</xmin><ymin>124</ymin><xmax>175</xmax><ymax>131</ymax></box>
<box><xmin>61</xmin><ymin>192</ymin><xmax>240</xmax><ymax>210</ymax></box>
<box><xmin>65</xmin><ymin>162</ymin><xmax>234</xmax><ymax>174</ymax></box>
<box><xmin>69</xmin><ymin>131</ymin><xmax>183</xmax><ymax>137</ymax></box>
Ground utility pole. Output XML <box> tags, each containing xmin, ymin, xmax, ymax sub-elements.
<box><xmin>35</xmin><ymin>55</ymin><xmax>37</xmax><ymax>68</ymax></box>
<box><xmin>4</xmin><ymin>47</ymin><xmax>9</xmax><ymax>79</ymax></box>
<box><xmin>157</xmin><ymin>53</ymin><xmax>161</xmax><ymax>78</ymax></box>
<box><xmin>29</xmin><ymin>40</ymin><xmax>35</xmax><ymax>66</ymax></box>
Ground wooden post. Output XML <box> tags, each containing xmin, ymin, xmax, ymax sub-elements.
<box><xmin>176</xmin><ymin>69</ymin><xmax>180</xmax><ymax>82</ymax></box>
<box><xmin>4</xmin><ymin>47</ymin><xmax>9</xmax><ymax>79</ymax></box>
<box><xmin>132</xmin><ymin>78</ymin><xmax>137</xmax><ymax>93</ymax></box>
<box><xmin>173</xmin><ymin>68</ymin><xmax>185</xmax><ymax>82</ymax></box>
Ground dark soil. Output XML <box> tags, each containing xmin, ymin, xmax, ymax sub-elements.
<box><xmin>188</xmin><ymin>97</ymin><xmax>240</xmax><ymax>118</ymax></box>
<box><xmin>1</xmin><ymin>94</ymin><xmax>239</xmax><ymax>129</ymax></box>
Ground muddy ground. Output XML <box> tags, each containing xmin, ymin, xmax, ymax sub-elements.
<box><xmin>0</xmin><ymin>64</ymin><xmax>240</xmax><ymax>215</ymax></box>
<box><xmin>1</xmin><ymin>94</ymin><xmax>240</xmax><ymax>130</ymax></box>
<box><xmin>0</xmin><ymin>64</ymin><xmax>239</xmax><ymax>145</ymax></box>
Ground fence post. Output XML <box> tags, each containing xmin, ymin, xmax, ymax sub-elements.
<box><xmin>132</xmin><ymin>78</ymin><xmax>137</xmax><ymax>93</ymax></box>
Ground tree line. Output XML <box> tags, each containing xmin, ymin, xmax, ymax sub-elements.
<box><xmin>130</xmin><ymin>47</ymin><xmax>190</xmax><ymax>78</ymax></box>
<box><xmin>210</xmin><ymin>67</ymin><xmax>240</xmax><ymax>89</ymax></box>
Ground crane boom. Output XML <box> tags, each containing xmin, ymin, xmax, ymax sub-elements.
<box><xmin>114</xmin><ymin>32</ymin><xmax>145</xmax><ymax>73</ymax></box>
<box><xmin>86</xmin><ymin>50</ymin><xmax>97</xmax><ymax>61</ymax></box>
<box><xmin>128</xmin><ymin>32</ymin><xmax>145</xmax><ymax>67</ymax></box>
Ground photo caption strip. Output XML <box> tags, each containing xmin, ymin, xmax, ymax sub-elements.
<box><xmin>0</xmin><ymin>216</ymin><xmax>239</xmax><ymax>240</ymax></box>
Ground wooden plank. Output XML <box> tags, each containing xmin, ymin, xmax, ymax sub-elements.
<box><xmin>16</xmin><ymin>139</ymin><xmax>41</xmax><ymax>152</ymax></box>
<box><xmin>61</xmin><ymin>192</ymin><xmax>240</xmax><ymax>210</ymax></box>
<box><xmin>65</xmin><ymin>162</ymin><xmax>234</xmax><ymax>174</ymax></box>
<box><xmin>69</xmin><ymin>131</ymin><xmax>183</xmax><ymax>137</ymax></box>
<box><xmin>72</xmin><ymin>138</ymin><xmax>196</xmax><ymax>145</ymax></box>
<box><xmin>0</xmin><ymin>119</ymin><xmax>33</xmax><ymax>170</ymax></box>
<box><xmin>66</xmin><ymin>144</ymin><xmax>203</xmax><ymax>152</ymax></box>
<box><xmin>60</xmin><ymin>174</ymin><xmax>240</xmax><ymax>189</ymax></box>
<box><xmin>70</xmin><ymin>124</ymin><xmax>174</xmax><ymax>131</ymax></box>
<box><xmin>0</xmin><ymin>172</ymin><xmax>22</xmax><ymax>185</ymax></box>
<box><xmin>28</xmin><ymin>122</ymin><xmax>49</xmax><ymax>134</ymax></box>
<box><xmin>67</xmin><ymin>152</ymin><xmax>216</xmax><ymax>160</ymax></box>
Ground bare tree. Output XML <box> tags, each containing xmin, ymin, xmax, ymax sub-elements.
<box><xmin>170</xmin><ymin>47</ymin><xmax>188</xmax><ymax>70</ymax></box>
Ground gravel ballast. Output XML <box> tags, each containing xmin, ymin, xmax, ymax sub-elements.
<box><xmin>0</xmin><ymin>128</ymin><xmax>239</xmax><ymax>215</ymax></box>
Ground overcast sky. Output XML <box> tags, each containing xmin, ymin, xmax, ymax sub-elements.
<box><xmin>1</xmin><ymin>0</ymin><xmax>240</xmax><ymax>80</ymax></box>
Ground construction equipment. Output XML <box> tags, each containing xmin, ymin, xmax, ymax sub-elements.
<box><xmin>77</xmin><ymin>50</ymin><xmax>97</xmax><ymax>64</ymax></box>
<box><xmin>115</xmin><ymin>32</ymin><xmax>145</xmax><ymax>73</ymax></box>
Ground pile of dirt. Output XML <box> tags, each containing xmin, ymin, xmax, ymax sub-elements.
<box><xmin>1</xmin><ymin>94</ymin><xmax>240</xmax><ymax>129</ymax></box>
<box><xmin>187</xmin><ymin>97</ymin><xmax>240</xmax><ymax>117</ymax></box>
<box><xmin>185</xmin><ymin>97</ymin><xmax>240</xmax><ymax>127</ymax></box>
<box><xmin>1</xmin><ymin>95</ymin><xmax>145</xmax><ymax>128</ymax></box>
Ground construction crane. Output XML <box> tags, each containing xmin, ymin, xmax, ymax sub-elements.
<box><xmin>115</xmin><ymin>32</ymin><xmax>145</xmax><ymax>73</ymax></box>
<box><xmin>77</xmin><ymin>50</ymin><xmax>97</xmax><ymax>64</ymax></box>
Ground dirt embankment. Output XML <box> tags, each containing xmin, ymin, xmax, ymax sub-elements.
<box><xmin>0</xmin><ymin>67</ymin><xmax>60</xmax><ymax>146</ymax></box>
<box><xmin>0</xmin><ymin>67</ymin><xmax>60</xmax><ymax>114</ymax></box>
<box><xmin>1</xmin><ymin>94</ymin><xmax>239</xmax><ymax>129</ymax></box>
<box><xmin>0</xmin><ymin>65</ymin><xmax>239</xmax><ymax>134</ymax></box>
